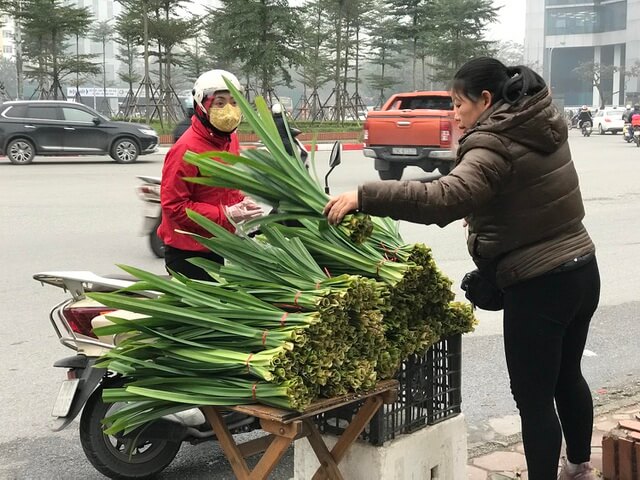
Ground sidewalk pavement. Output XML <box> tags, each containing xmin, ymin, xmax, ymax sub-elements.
<box><xmin>467</xmin><ymin>394</ymin><xmax>640</xmax><ymax>479</ymax></box>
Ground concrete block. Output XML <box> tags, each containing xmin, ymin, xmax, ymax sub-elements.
<box><xmin>294</xmin><ymin>414</ymin><xmax>467</xmax><ymax>480</ymax></box>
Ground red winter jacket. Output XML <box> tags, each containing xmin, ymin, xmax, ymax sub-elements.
<box><xmin>157</xmin><ymin>116</ymin><xmax>243</xmax><ymax>252</ymax></box>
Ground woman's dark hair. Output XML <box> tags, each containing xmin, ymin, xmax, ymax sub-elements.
<box><xmin>451</xmin><ymin>57</ymin><xmax>547</xmax><ymax>105</ymax></box>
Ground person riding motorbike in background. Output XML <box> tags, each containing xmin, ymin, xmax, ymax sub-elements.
<box><xmin>158</xmin><ymin>69</ymin><xmax>263</xmax><ymax>280</ymax></box>
<box><xmin>630</xmin><ymin>104</ymin><xmax>640</xmax><ymax>124</ymax></box>
<box><xmin>577</xmin><ymin>105</ymin><xmax>592</xmax><ymax>130</ymax></box>
<box><xmin>271</xmin><ymin>103</ymin><xmax>309</xmax><ymax>166</ymax></box>
<box><xmin>622</xmin><ymin>105</ymin><xmax>633</xmax><ymax>123</ymax></box>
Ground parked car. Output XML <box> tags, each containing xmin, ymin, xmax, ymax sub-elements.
<box><xmin>0</xmin><ymin>100</ymin><xmax>159</xmax><ymax>164</ymax></box>
<box><xmin>592</xmin><ymin>108</ymin><xmax>624</xmax><ymax>135</ymax></box>
<box><xmin>363</xmin><ymin>91</ymin><xmax>455</xmax><ymax>180</ymax></box>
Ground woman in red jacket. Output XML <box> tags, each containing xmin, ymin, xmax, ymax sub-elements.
<box><xmin>158</xmin><ymin>69</ymin><xmax>262</xmax><ymax>280</ymax></box>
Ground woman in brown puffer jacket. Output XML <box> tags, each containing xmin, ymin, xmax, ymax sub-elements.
<box><xmin>324</xmin><ymin>57</ymin><xmax>600</xmax><ymax>480</ymax></box>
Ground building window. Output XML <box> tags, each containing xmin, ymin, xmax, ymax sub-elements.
<box><xmin>3</xmin><ymin>46</ymin><xmax>13</xmax><ymax>54</ymax></box>
<box><xmin>545</xmin><ymin>1</ymin><xmax>627</xmax><ymax>35</ymax></box>
<box><xmin>3</xmin><ymin>30</ymin><xmax>12</xmax><ymax>38</ymax></box>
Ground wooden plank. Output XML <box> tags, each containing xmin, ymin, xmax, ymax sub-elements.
<box><xmin>230</xmin><ymin>380</ymin><xmax>399</xmax><ymax>423</ymax></box>
<box><xmin>635</xmin><ymin>442</ymin><xmax>640</xmax><ymax>479</ymax></box>
<box><xmin>618</xmin><ymin>420</ymin><xmax>640</xmax><ymax>433</ymax></box>
<box><xmin>259</xmin><ymin>418</ymin><xmax>304</xmax><ymax>439</ymax></box>
<box><xmin>248</xmin><ymin>435</ymin><xmax>293</xmax><ymax>480</ymax></box>
<box><xmin>237</xmin><ymin>435</ymin><xmax>274</xmax><ymax>459</ymax></box>
<box><xmin>627</xmin><ymin>431</ymin><xmax>640</xmax><ymax>442</ymax></box>
<box><xmin>310</xmin><ymin>395</ymin><xmax>384</xmax><ymax>480</ymax></box>
<box><xmin>201</xmin><ymin>406</ymin><xmax>251</xmax><ymax>480</ymax></box>
<box><xmin>302</xmin><ymin>419</ymin><xmax>345</xmax><ymax>480</ymax></box>
<box><xmin>330</xmin><ymin>396</ymin><xmax>383</xmax><ymax>465</ymax></box>
<box><xmin>618</xmin><ymin>438</ymin><xmax>634</xmax><ymax>480</ymax></box>
<box><xmin>602</xmin><ymin>436</ymin><xmax>616</xmax><ymax>480</ymax></box>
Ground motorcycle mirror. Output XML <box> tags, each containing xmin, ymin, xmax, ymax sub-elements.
<box><xmin>324</xmin><ymin>141</ymin><xmax>342</xmax><ymax>194</ymax></box>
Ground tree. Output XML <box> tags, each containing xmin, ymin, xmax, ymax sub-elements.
<box><xmin>17</xmin><ymin>0</ymin><xmax>99</xmax><ymax>99</ymax></box>
<box><xmin>180</xmin><ymin>33</ymin><xmax>212</xmax><ymax>82</ymax></box>
<box><xmin>493</xmin><ymin>40</ymin><xmax>524</xmax><ymax>67</ymax></box>
<box><xmin>114</xmin><ymin>9</ymin><xmax>142</xmax><ymax>94</ymax></box>
<box><xmin>148</xmin><ymin>0</ymin><xmax>192</xmax><ymax>91</ymax></box>
<box><xmin>623</xmin><ymin>60</ymin><xmax>640</xmax><ymax>104</ymax></box>
<box><xmin>0</xmin><ymin>57</ymin><xmax>17</xmax><ymax>98</ymax></box>
<box><xmin>1</xmin><ymin>1</ymin><xmax>24</xmax><ymax>98</ymax></box>
<box><xmin>91</xmin><ymin>20</ymin><xmax>114</xmax><ymax>112</ymax></box>
<box><xmin>366</xmin><ymin>7</ymin><xmax>403</xmax><ymax>106</ymax></box>
<box><xmin>207</xmin><ymin>0</ymin><xmax>302</xmax><ymax>99</ymax></box>
<box><xmin>427</xmin><ymin>0</ymin><xmax>499</xmax><ymax>84</ymax></box>
<box><xmin>573</xmin><ymin>61</ymin><xmax>618</xmax><ymax>109</ymax></box>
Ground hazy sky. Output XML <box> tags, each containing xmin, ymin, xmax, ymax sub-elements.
<box><xmin>190</xmin><ymin>0</ymin><xmax>526</xmax><ymax>43</ymax></box>
<box><xmin>486</xmin><ymin>0</ymin><xmax>526</xmax><ymax>43</ymax></box>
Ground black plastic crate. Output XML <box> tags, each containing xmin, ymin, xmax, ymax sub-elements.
<box><xmin>315</xmin><ymin>334</ymin><xmax>462</xmax><ymax>446</ymax></box>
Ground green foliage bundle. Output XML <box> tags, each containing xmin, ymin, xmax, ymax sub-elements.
<box><xmin>89</xmin><ymin>80</ymin><xmax>476</xmax><ymax>434</ymax></box>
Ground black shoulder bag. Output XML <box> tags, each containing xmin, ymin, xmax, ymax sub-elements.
<box><xmin>460</xmin><ymin>266</ymin><xmax>504</xmax><ymax>311</ymax></box>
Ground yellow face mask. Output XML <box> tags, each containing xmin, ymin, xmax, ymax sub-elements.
<box><xmin>208</xmin><ymin>104</ymin><xmax>242</xmax><ymax>133</ymax></box>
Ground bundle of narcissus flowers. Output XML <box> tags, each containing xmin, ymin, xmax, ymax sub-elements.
<box><xmin>89</xmin><ymin>80</ymin><xmax>476</xmax><ymax>435</ymax></box>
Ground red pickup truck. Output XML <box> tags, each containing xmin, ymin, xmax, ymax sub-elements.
<box><xmin>363</xmin><ymin>91</ymin><xmax>457</xmax><ymax>180</ymax></box>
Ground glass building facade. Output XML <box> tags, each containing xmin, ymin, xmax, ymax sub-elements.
<box><xmin>545</xmin><ymin>1</ymin><xmax>627</xmax><ymax>35</ymax></box>
<box><xmin>525</xmin><ymin>0</ymin><xmax>640</xmax><ymax>108</ymax></box>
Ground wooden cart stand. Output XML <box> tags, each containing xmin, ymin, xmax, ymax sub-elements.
<box><xmin>200</xmin><ymin>379</ymin><xmax>399</xmax><ymax>480</ymax></box>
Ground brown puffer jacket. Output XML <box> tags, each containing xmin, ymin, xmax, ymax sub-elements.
<box><xmin>358</xmin><ymin>87</ymin><xmax>594</xmax><ymax>288</ymax></box>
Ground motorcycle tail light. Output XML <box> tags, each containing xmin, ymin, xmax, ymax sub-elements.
<box><xmin>62</xmin><ymin>306</ymin><xmax>114</xmax><ymax>339</ymax></box>
<box><xmin>136</xmin><ymin>184</ymin><xmax>161</xmax><ymax>200</ymax></box>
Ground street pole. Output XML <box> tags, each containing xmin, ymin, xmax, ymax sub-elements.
<box><xmin>548</xmin><ymin>47</ymin><xmax>554</xmax><ymax>91</ymax></box>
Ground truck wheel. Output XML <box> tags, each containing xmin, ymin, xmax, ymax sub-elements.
<box><xmin>378</xmin><ymin>165</ymin><xmax>404</xmax><ymax>181</ymax></box>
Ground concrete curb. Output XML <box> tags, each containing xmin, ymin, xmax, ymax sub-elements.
<box><xmin>158</xmin><ymin>143</ymin><xmax>364</xmax><ymax>153</ymax></box>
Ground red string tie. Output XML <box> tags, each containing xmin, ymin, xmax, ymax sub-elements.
<box><xmin>280</xmin><ymin>312</ymin><xmax>289</xmax><ymax>327</ymax></box>
<box><xmin>294</xmin><ymin>291</ymin><xmax>301</xmax><ymax>306</ymax></box>
<box><xmin>245</xmin><ymin>353</ymin><xmax>254</xmax><ymax>373</ymax></box>
<box><xmin>262</xmin><ymin>330</ymin><xmax>268</xmax><ymax>347</ymax></box>
<box><xmin>323</xmin><ymin>267</ymin><xmax>332</xmax><ymax>278</ymax></box>
<box><xmin>376</xmin><ymin>259</ymin><xmax>387</xmax><ymax>275</ymax></box>
<box><xmin>252</xmin><ymin>382</ymin><xmax>258</xmax><ymax>401</ymax></box>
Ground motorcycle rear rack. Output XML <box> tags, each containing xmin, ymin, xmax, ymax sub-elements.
<box><xmin>34</xmin><ymin>271</ymin><xmax>159</xmax><ymax>300</ymax></box>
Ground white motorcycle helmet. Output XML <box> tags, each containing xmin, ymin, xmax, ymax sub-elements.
<box><xmin>271</xmin><ymin>103</ymin><xmax>283</xmax><ymax>115</ymax></box>
<box><xmin>192</xmin><ymin>69</ymin><xmax>243</xmax><ymax>115</ymax></box>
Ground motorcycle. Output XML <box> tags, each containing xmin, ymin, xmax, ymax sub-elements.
<box><xmin>34</xmin><ymin>271</ymin><xmax>258</xmax><ymax>479</ymax></box>
<box><xmin>581</xmin><ymin>121</ymin><xmax>592</xmax><ymax>137</ymax></box>
<box><xmin>136</xmin><ymin>175</ymin><xmax>165</xmax><ymax>258</ymax></box>
<box><xmin>35</xmin><ymin>143</ymin><xmax>343</xmax><ymax>479</ymax></box>
<box><xmin>623</xmin><ymin>123</ymin><xmax>634</xmax><ymax>143</ymax></box>
<box><xmin>634</xmin><ymin>125</ymin><xmax>640</xmax><ymax>147</ymax></box>
<box><xmin>286</xmin><ymin>127</ymin><xmax>310</xmax><ymax>168</ymax></box>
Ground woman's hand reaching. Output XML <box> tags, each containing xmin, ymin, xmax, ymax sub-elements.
<box><xmin>323</xmin><ymin>191</ymin><xmax>358</xmax><ymax>225</ymax></box>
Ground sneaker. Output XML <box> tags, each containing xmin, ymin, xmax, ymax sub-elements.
<box><xmin>558</xmin><ymin>456</ymin><xmax>601</xmax><ymax>479</ymax></box>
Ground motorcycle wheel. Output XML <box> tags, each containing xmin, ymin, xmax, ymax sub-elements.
<box><xmin>149</xmin><ymin>217</ymin><xmax>165</xmax><ymax>258</ymax></box>
<box><xmin>79</xmin><ymin>386</ymin><xmax>181</xmax><ymax>479</ymax></box>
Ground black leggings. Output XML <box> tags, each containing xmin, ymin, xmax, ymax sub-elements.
<box><xmin>503</xmin><ymin>257</ymin><xmax>600</xmax><ymax>480</ymax></box>
<box><xmin>164</xmin><ymin>246</ymin><xmax>224</xmax><ymax>281</ymax></box>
